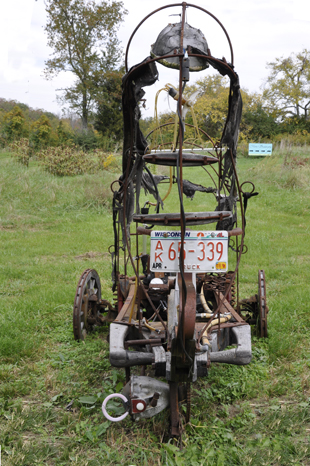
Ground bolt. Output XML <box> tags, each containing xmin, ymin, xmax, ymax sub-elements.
<box><xmin>136</xmin><ymin>402</ymin><xmax>145</xmax><ymax>411</ymax></box>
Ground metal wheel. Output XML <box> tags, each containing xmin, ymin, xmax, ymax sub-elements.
<box><xmin>73</xmin><ymin>269</ymin><xmax>101</xmax><ymax>341</ymax></box>
<box><xmin>238</xmin><ymin>270</ymin><xmax>268</xmax><ymax>338</ymax></box>
<box><xmin>258</xmin><ymin>269</ymin><xmax>268</xmax><ymax>338</ymax></box>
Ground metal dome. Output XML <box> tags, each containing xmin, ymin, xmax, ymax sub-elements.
<box><xmin>150</xmin><ymin>22</ymin><xmax>209</xmax><ymax>71</ymax></box>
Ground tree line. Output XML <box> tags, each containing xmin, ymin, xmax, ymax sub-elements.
<box><xmin>1</xmin><ymin>0</ymin><xmax>310</xmax><ymax>150</ymax></box>
<box><xmin>142</xmin><ymin>49</ymin><xmax>310</xmax><ymax>146</ymax></box>
<box><xmin>0</xmin><ymin>94</ymin><xmax>122</xmax><ymax>151</ymax></box>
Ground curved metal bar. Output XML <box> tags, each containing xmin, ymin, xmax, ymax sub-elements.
<box><xmin>145</xmin><ymin>122</ymin><xmax>215</xmax><ymax>147</ymax></box>
<box><xmin>240</xmin><ymin>181</ymin><xmax>256</xmax><ymax>195</ymax></box>
<box><xmin>189</xmin><ymin>54</ymin><xmax>237</xmax><ymax>78</ymax></box>
<box><xmin>125</xmin><ymin>4</ymin><xmax>183</xmax><ymax>72</ymax></box>
<box><xmin>102</xmin><ymin>393</ymin><xmax>129</xmax><ymax>422</ymax></box>
<box><xmin>186</xmin><ymin>3</ymin><xmax>234</xmax><ymax>65</ymax></box>
<box><xmin>123</xmin><ymin>53</ymin><xmax>236</xmax><ymax>89</ymax></box>
<box><xmin>125</xmin><ymin>2</ymin><xmax>234</xmax><ymax>72</ymax></box>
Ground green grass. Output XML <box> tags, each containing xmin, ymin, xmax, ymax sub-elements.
<box><xmin>1</xmin><ymin>148</ymin><xmax>310</xmax><ymax>465</ymax></box>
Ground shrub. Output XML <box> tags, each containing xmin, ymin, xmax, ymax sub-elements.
<box><xmin>37</xmin><ymin>146</ymin><xmax>116</xmax><ymax>176</ymax></box>
<box><xmin>273</xmin><ymin>131</ymin><xmax>310</xmax><ymax>147</ymax></box>
<box><xmin>9</xmin><ymin>138</ymin><xmax>33</xmax><ymax>166</ymax></box>
<box><xmin>72</xmin><ymin>129</ymin><xmax>99</xmax><ymax>151</ymax></box>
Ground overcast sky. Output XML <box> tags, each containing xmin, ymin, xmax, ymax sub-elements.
<box><xmin>0</xmin><ymin>0</ymin><xmax>309</xmax><ymax>118</ymax></box>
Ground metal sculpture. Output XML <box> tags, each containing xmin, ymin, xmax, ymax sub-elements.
<box><xmin>73</xmin><ymin>2</ymin><xmax>268</xmax><ymax>438</ymax></box>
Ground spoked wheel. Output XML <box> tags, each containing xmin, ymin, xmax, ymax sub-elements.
<box><xmin>258</xmin><ymin>269</ymin><xmax>268</xmax><ymax>338</ymax></box>
<box><xmin>73</xmin><ymin>269</ymin><xmax>102</xmax><ymax>341</ymax></box>
<box><xmin>238</xmin><ymin>269</ymin><xmax>268</xmax><ymax>338</ymax></box>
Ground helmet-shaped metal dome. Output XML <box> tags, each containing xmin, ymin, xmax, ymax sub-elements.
<box><xmin>150</xmin><ymin>22</ymin><xmax>209</xmax><ymax>71</ymax></box>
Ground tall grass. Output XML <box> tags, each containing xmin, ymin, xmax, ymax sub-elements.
<box><xmin>1</xmin><ymin>147</ymin><xmax>310</xmax><ymax>465</ymax></box>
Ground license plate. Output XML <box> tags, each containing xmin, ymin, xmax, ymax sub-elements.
<box><xmin>150</xmin><ymin>231</ymin><xmax>228</xmax><ymax>273</ymax></box>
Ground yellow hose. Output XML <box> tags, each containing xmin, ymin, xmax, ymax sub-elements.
<box><xmin>201</xmin><ymin>315</ymin><xmax>232</xmax><ymax>346</ymax></box>
<box><xmin>153</xmin><ymin>84</ymin><xmax>177</xmax><ymax>150</ymax></box>
<box><xmin>132</xmin><ymin>317</ymin><xmax>158</xmax><ymax>333</ymax></box>
<box><xmin>205</xmin><ymin>315</ymin><xmax>232</xmax><ymax>331</ymax></box>
<box><xmin>142</xmin><ymin>320</ymin><xmax>159</xmax><ymax>332</ymax></box>
<box><xmin>172</xmin><ymin>112</ymin><xmax>179</xmax><ymax>152</ymax></box>
<box><xmin>190</xmin><ymin>106</ymin><xmax>204</xmax><ymax>146</ymax></box>
<box><xmin>199</xmin><ymin>286</ymin><xmax>212</xmax><ymax>316</ymax></box>
<box><xmin>154</xmin><ymin>88</ymin><xmax>165</xmax><ymax>148</ymax></box>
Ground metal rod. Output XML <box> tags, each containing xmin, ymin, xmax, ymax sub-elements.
<box><xmin>125</xmin><ymin>338</ymin><xmax>163</xmax><ymax>349</ymax></box>
<box><xmin>124</xmin><ymin>3</ymin><xmax>234</xmax><ymax>71</ymax></box>
<box><xmin>178</xmin><ymin>2</ymin><xmax>186</xmax><ymax>343</ymax></box>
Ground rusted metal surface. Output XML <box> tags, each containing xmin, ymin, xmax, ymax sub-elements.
<box><xmin>178</xmin><ymin>273</ymin><xmax>196</xmax><ymax>340</ymax></box>
<box><xmin>169</xmin><ymin>381</ymin><xmax>180</xmax><ymax>437</ymax></box>
<box><xmin>73</xmin><ymin>269</ymin><xmax>102</xmax><ymax>341</ymax></box>
<box><xmin>214</xmin><ymin>291</ymin><xmax>245</xmax><ymax>323</ymax></box>
<box><xmin>228</xmin><ymin>228</ymin><xmax>243</xmax><ymax>237</ymax></box>
<box><xmin>133</xmin><ymin>211</ymin><xmax>232</xmax><ymax>226</ymax></box>
<box><xmin>124</xmin><ymin>338</ymin><xmax>163</xmax><ymax>349</ymax></box>
<box><xmin>143</xmin><ymin>152</ymin><xmax>219</xmax><ymax>166</ymax></box>
<box><xmin>73</xmin><ymin>1</ymin><xmax>268</xmax><ymax>441</ymax></box>
<box><xmin>115</xmin><ymin>283</ymin><xmax>136</xmax><ymax>322</ymax></box>
<box><xmin>258</xmin><ymin>270</ymin><xmax>268</xmax><ymax>338</ymax></box>
<box><xmin>150</xmin><ymin>392</ymin><xmax>160</xmax><ymax>407</ymax></box>
<box><xmin>238</xmin><ymin>270</ymin><xmax>268</xmax><ymax>337</ymax></box>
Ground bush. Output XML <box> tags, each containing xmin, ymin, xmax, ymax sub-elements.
<box><xmin>72</xmin><ymin>129</ymin><xmax>99</xmax><ymax>151</ymax></box>
<box><xmin>9</xmin><ymin>138</ymin><xmax>33</xmax><ymax>166</ymax></box>
<box><xmin>273</xmin><ymin>131</ymin><xmax>310</xmax><ymax>147</ymax></box>
<box><xmin>37</xmin><ymin>145</ymin><xmax>117</xmax><ymax>176</ymax></box>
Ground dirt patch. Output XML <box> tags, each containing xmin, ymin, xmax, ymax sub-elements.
<box><xmin>74</xmin><ymin>251</ymin><xmax>109</xmax><ymax>260</ymax></box>
<box><xmin>0</xmin><ymin>224</ymin><xmax>16</xmax><ymax>231</ymax></box>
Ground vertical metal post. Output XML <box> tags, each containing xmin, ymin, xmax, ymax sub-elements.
<box><xmin>169</xmin><ymin>381</ymin><xmax>180</xmax><ymax>437</ymax></box>
<box><xmin>178</xmin><ymin>2</ymin><xmax>187</xmax><ymax>342</ymax></box>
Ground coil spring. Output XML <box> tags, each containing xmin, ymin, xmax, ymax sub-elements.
<box><xmin>203</xmin><ymin>274</ymin><xmax>226</xmax><ymax>293</ymax></box>
<box><xmin>226</xmin><ymin>271</ymin><xmax>236</xmax><ymax>308</ymax></box>
<box><xmin>112</xmin><ymin>290</ymin><xmax>119</xmax><ymax>312</ymax></box>
<box><xmin>203</xmin><ymin>272</ymin><xmax>236</xmax><ymax>308</ymax></box>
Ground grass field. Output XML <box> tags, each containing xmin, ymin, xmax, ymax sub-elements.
<box><xmin>1</xmin><ymin>147</ymin><xmax>310</xmax><ymax>465</ymax></box>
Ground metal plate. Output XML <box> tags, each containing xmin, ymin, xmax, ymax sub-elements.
<box><xmin>133</xmin><ymin>211</ymin><xmax>232</xmax><ymax>226</ymax></box>
<box><xmin>150</xmin><ymin>231</ymin><xmax>228</xmax><ymax>273</ymax></box>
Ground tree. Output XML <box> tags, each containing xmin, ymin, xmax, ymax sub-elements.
<box><xmin>94</xmin><ymin>68</ymin><xmax>123</xmax><ymax>139</ymax></box>
<box><xmin>242</xmin><ymin>103</ymin><xmax>278</xmax><ymax>139</ymax></box>
<box><xmin>2</xmin><ymin>106</ymin><xmax>28</xmax><ymax>142</ymax></box>
<box><xmin>184</xmin><ymin>76</ymin><xmax>265</xmax><ymax>141</ymax></box>
<box><xmin>183</xmin><ymin>75</ymin><xmax>230</xmax><ymax>140</ymax></box>
<box><xmin>56</xmin><ymin>120</ymin><xmax>74</xmax><ymax>145</ymax></box>
<box><xmin>263</xmin><ymin>49</ymin><xmax>310</xmax><ymax>121</ymax></box>
<box><xmin>31</xmin><ymin>114</ymin><xmax>56</xmax><ymax>148</ymax></box>
<box><xmin>44</xmin><ymin>0</ymin><xmax>127</xmax><ymax>129</ymax></box>
<box><xmin>140</xmin><ymin>76</ymin><xmax>277</xmax><ymax>144</ymax></box>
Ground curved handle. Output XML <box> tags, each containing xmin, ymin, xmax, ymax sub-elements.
<box><xmin>102</xmin><ymin>393</ymin><xmax>129</xmax><ymax>422</ymax></box>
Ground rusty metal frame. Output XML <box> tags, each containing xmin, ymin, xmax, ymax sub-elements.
<box><xmin>117</xmin><ymin>3</ymin><xmax>246</xmax><ymax>437</ymax></box>
<box><xmin>125</xmin><ymin>2</ymin><xmax>234</xmax><ymax>72</ymax></box>
<box><xmin>71</xmin><ymin>1</ymin><xmax>267</xmax><ymax>441</ymax></box>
